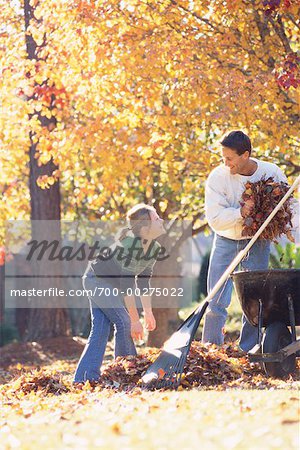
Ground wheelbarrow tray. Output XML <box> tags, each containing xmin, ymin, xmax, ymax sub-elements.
<box><xmin>231</xmin><ymin>269</ymin><xmax>300</xmax><ymax>327</ymax></box>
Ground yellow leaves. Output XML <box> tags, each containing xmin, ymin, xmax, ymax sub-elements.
<box><xmin>169</xmin><ymin>179</ymin><xmax>181</xmax><ymax>192</ymax></box>
<box><xmin>159</xmin><ymin>199</ymin><xmax>168</xmax><ymax>212</ymax></box>
<box><xmin>9</xmin><ymin>376</ymin><xmax>23</xmax><ymax>392</ymax></box>
<box><xmin>82</xmin><ymin>380</ymin><xmax>92</xmax><ymax>391</ymax></box>
<box><xmin>137</xmin><ymin>147</ymin><xmax>153</xmax><ymax>159</ymax></box>
<box><xmin>173</xmin><ymin>161</ymin><xmax>185</xmax><ymax>171</ymax></box>
<box><xmin>37</xmin><ymin>175</ymin><xmax>55</xmax><ymax>189</ymax></box>
<box><xmin>36</xmin><ymin>150</ymin><xmax>51</xmax><ymax>166</ymax></box>
<box><xmin>26</xmin><ymin>24</ymin><xmax>44</xmax><ymax>47</ymax></box>
<box><xmin>52</xmin><ymin>169</ymin><xmax>61</xmax><ymax>178</ymax></box>
<box><xmin>184</xmin><ymin>178</ymin><xmax>194</xmax><ymax>191</ymax></box>
<box><xmin>165</xmin><ymin>63</ymin><xmax>173</xmax><ymax>73</ymax></box>
<box><xmin>0</xmin><ymin>0</ymin><xmax>298</xmax><ymax>240</ymax></box>
<box><xmin>47</xmin><ymin>176</ymin><xmax>55</xmax><ymax>186</ymax></box>
<box><xmin>152</xmin><ymin>140</ymin><xmax>166</xmax><ymax>154</ymax></box>
<box><xmin>37</xmin><ymin>175</ymin><xmax>49</xmax><ymax>189</ymax></box>
<box><xmin>149</xmin><ymin>132</ymin><xmax>174</xmax><ymax>157</ymax></box>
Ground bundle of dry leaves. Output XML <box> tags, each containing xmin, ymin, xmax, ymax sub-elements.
<box><xmin>241</xmin><ymin>177</ymin><xmax>294</xmax><ymax>242</ymax></box>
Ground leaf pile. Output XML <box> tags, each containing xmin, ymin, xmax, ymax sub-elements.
<box><xmin>99</xmin><ymin>348</ymin><xmax>160</xmax><ymax>390</ymax></box>
<box><xmin>240</xmin><ymin>177</ymin><xmax>294</xmax><ymax>242</ymax></box>
<box><xmin>3</xmin><ymin>342</ymin><xmax>299</xmax><ymax>395</ymax></box>
<box><xmin>94</xmin><ymin>342</ymin><xmax>299</xmax><ymax>391</ymax></box>
<box><xmin>9</xmin><ymin>371</ymin><xmax>70</xmax><ymax>395</ymax></box>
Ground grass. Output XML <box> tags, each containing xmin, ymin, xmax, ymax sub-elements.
<box><xmin>179</xmin><ymin>290</ymin><xmax>242</xmax><ymax>339</ymax></box>
<box><xmin>1</xmin><ymin>387</ymin><xmax>299</xmax><ymax>449</ymax></box>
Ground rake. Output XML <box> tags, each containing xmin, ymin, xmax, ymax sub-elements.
<box><xmin>142</xmin><ymin>175</ymin><xmax>300</xmax><ymax>390</ymax></box>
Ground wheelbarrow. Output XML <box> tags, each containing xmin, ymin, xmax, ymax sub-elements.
<box><xmin>231</xmin><ymin>269</ymin><xmax>300</xmax><ymax>378</ymax></box>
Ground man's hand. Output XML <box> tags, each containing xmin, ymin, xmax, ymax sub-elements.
<box><xmin>131</xmin><ymin>320</ymin><xmax>143</xmax><ymax>340</ymax></box>
<box><xmin>144</xmin><ymin>310</ymin><xmax>156</xmax><ymax>331</ymax></box>
<box><xmin>241</xmin><ymin>199</ymin><xmax>255</xmax><ymax>217</ymax></box>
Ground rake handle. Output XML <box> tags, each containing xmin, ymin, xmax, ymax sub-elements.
<box><xmin>196</xmin><ymin>174</ymin><xmax>300</xmax><ymax>313</ymax></box>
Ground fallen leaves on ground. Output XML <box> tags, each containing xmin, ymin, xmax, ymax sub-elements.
<box><xmin>1</xmin><ymin>338</ymin><xmax>299</xmax><ymax>449</ymax></box>
<box><xmin>1</xmin><ymin>341</ymin><xmax>299</xmax><ymax>398</ymax></box>
<box><xmin>98</xmin><ymin>342</ymin><xmax>299</xmax><ymax>391</ymax></box>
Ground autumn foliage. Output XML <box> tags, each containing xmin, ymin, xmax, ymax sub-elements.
<box><xmin>0</xmin><ymin>1</ymin><xmax>299</xmax><ymax>250</ymax></box>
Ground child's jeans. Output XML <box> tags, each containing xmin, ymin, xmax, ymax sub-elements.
<box><xmin>202</xmin><ymin>234</ymin><xmax>270</xmax><ymax>351</ymax></box>
<box><xmin>73</xmin><ymin>270</ymin><xmax>137</xmax><ymax>383</ymax></box>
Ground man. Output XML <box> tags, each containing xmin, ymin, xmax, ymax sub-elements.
<box><xmin>202</xmin><ymin>130</ymin><xmax>297</xmax><ymax>351</ymax></box>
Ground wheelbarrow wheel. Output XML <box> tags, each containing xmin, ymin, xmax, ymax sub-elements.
<box><xmin>262</xmin><ymin>322</ymin><xmax>295</xmax><ymax>378</ymax></box>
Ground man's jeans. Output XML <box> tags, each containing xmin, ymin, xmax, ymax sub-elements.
<box><xmin>202</xmin><ymin>234</ymin><xmax>270</xmax><ymax>351</ymax></box>
<box><xmin>73</xmin><ymin>271</ymin><xmax>137</xmax><ymax>383</ymax></box>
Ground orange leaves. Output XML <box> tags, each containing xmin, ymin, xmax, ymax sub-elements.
<box><xmin>149</xmin><ymin>132</ymin><xmax>172</xmax><ymax>156</ymax></box>
<box><xmin>0</xmin><ymin>246</ymin><xmax>5</xmax><ymax>266</ymax></box>
<box><xmin>0</xmin><ymin>0</ymin><xmax>299</xmax><ymax>243</ymax></box>
<box><xmin>0</xmin><ymin>246</ymin><xmax>13</xmax><ymax>266</ymax></box>
<box><xmin>158</xmin><ymin>368</ymin><xmax>166</xmax><ymax>380</ymax></box>
<box><xmin>152</xmin><ymin>140</ymin><xmax>166</xmax><ymax>150</ymax></box>
<box><xmin>32</xmin><ymin>84</ymin><xmax>68</xmax><ymax>108</ymax></box>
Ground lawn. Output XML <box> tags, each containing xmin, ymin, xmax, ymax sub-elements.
<box><xmin>0</xmin><ymin>335</ymin><xmax>299</xmax><ymax>450</ymax></box>
<box><xmin>1</xmin><ymin>384</ymin><xmax>299</xmax><ymax>449</ymax></box>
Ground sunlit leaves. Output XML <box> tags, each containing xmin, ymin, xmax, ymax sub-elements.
<box><xmin>0</xmin><ymin>0</ymin><xmax>299</xmax><ymax>247</ymax></box>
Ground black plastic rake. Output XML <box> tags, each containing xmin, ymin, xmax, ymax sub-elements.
<box><xmin>141</xmin><ymin>176</ymin><xmax>300</xmax><ymax>390</ymax></box>
<box><xmin>142</xmin><ymin>301</ymin><xmax>209</xmax><ymax>390</ymax></box>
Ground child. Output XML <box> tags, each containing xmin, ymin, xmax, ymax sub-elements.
<box><xmin>73</xmin><ymin>203</ymin><xmax>166</xmax><ymax>383</ymax></box>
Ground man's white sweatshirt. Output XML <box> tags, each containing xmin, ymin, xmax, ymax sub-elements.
<box><xmin>205</xmin><ymin>158</ymin><xmax>299</xmax><ymax>240</ymax></box>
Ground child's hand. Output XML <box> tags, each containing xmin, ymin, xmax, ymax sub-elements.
<box><xmin>131</xmin><ymin>320</ymin><xmax>143</xmax><ymax>340</ymax></box>
<box><xmin>144</xmin><ymin>310</ymin><xmax>156</xmax><ymax>332</ymax></box>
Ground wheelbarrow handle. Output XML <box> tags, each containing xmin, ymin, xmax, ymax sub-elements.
<box><xmin>196</xmin><ymin>174</ymin><xmax>300</xmax><ymax>311</ymax></box>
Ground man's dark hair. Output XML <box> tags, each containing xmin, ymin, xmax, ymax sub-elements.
<box><xmin>221</xmin><ymin>130</ymin><xmax>252</xmax><ymax>155</ymax></box>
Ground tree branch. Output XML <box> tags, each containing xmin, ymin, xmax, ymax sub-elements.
<box><xmin>269</xmin><ymin>14</ymin><xmax>293</xmax><ymax>54</ymax></box>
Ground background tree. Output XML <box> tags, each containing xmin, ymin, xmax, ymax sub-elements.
<box><xmin>0</xmin><ymin>0</ymin><xmax>299</xmax><ymax>342</ymax></box>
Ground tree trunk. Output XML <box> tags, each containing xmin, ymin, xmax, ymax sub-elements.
<box><xmin>147</xmin><ymin>228</ymin><xmax>183</xmax><ymax>347</ymax></box>
<box><xmin>24</xmin><ymin>0</ymin><xmax>71</xmax><ymax>341</ymax></box>
<box><xmin>146</xmin><ymin>218</ymin><xmax>202</xmax><ymax>347</ymax></box>
<box><xmin>147</xmin><ymin>307</ymin><xmax>179</xmax><ymax>348</ymax></box>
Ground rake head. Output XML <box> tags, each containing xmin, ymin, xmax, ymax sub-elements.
<box><xmin>142</xmin><ymin>301</ymin><xmax>209</xmax><ymax>390</ymax></box>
